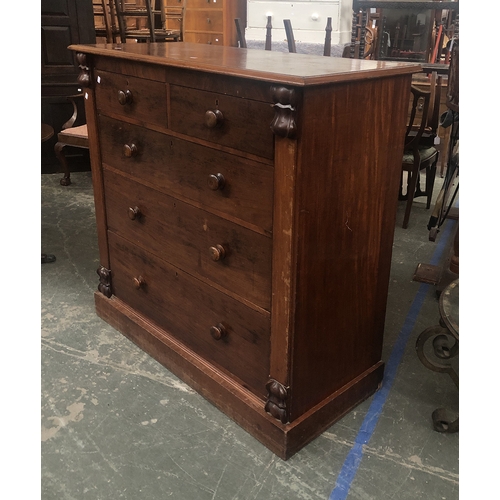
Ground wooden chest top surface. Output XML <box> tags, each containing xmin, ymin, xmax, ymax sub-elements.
<box><xmin>69</xmin><ymin>42</ymin><xmax>421</xmax><ymax>85</ymax></box>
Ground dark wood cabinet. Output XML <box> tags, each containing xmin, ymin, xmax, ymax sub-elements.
<box><xmin>41</xmin><ymin>0</ymin><xmax>95</xmax><ymax>167</ymax></box>
<box><xmin>70</xmin><ymin>42</ymin><xmax>419</xmax><ymax>459</ymax></box>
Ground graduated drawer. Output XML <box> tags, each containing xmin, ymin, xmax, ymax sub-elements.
<box><xmin>99</xmin><ymin>115</ymin><xmax>273</xmax><ymax>232</ymax></box>
<box><xmin>103</xmin><ymin>169</ymin><xmax>272</xmax><ymax>310</ymax></box>
<box><xmin>108</xmin><ymin>231</ymin><xmax>270</xmax><ymax>399</ymax></box>
<box><xmin>94</xmin><ymin>69</ymin><xmax>167</xmax><ymax>127</ymax></box>
<box><xmin>169</xmin><ymin>85</ymin><xmax>275</xmax><ymax>160</ymax></box>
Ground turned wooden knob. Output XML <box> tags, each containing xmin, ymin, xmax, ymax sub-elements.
<box><xmin>207</xmin><ymin>173</ymin><xmax>225</xmax><ymax>191</ymax></box>
<box><xmin>118</xmin><ymin>89</ymin><xmax>133</xmax><ymax>105</ymax></box>
<box><xmin>210</xmin><ymin>323</ymin><xmax>227</xmax><ymax>340</ymax></box>
<box><xmin>133</xmin><ymin>276</ymin><xmax>145</xmax><ymax>289</ymax></box>
<box><xmin>205</xmin><ymin>109</ymin><xmax>224</xmax><ymax>128</ymax></box>
<box><xmin>123</xmin><ymin>143</ymin><xmax>138</xmax><ymax>157</ymax></box>
<box><xmin>209</xmin><ymin>244</ymin><xmax>226</xmax><ymax>261</ymax></box>
<box><xmin>128</xmin><ymin>206</ymin><xmax>141</xmax><ymax>220</ymax></box>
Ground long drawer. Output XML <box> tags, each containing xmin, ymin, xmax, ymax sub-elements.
<box><xmin>108</xmin><ymin>232</ymin><xmax>271</xmax><ymax>398</ymax></box>
<box><xmin>169</xmin><ymin>85</ymin><xmax>275</xmax><ymax>159</ymax></box>
<box><xmin>103</xmin><ymin>168</ymin><xmax>272</xmax><ymax>310</ymax></box>
<box><xmin>95</xmin><ymin>69</ymin><xmax>167</xmax><ymax>127</ymax></box>
<box><xmin>98</xmin><ymin>115</ymin><xmax>274</xmax><ymax>232</ymax></box>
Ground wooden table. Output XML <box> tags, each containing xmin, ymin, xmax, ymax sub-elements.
<box><xmin>69</xmin><ymin>42</ymin><xmax>420</xmax><ymax>459</ymax></box>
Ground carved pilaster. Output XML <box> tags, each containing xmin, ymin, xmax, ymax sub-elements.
<box><xmin>270</xmin><ymin>86</ymin><xmax>298</xmax><ymax>139</ymax></box>
<box><xmin>97</xmin><ymin>266</ymin><xmax>112</xmax><ymax>298</ymax></box>
<box><xmin>265</xmin><ymin>379</ymin><xmax>289</xmax><ymax>424</ymax></box>
<box><xmin>76</xmin><ymin>53</ymin><xmax>91</xmax><ymax>88</ymax></box>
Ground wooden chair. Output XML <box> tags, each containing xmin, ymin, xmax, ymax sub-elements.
<box><xmin>283</xmin><ymin>19</ymin><xmax>296</xmax><ymax>53</ymax></box>
<box><xmin>113</xmin><ymin>0</ymin><xmax>181</xmax><ymax>43</ymax></box>
<box><xmin>54</xmin><ymin>95</ymin><xmax>89</xmax><ymax>187</ymax></box>
<box><xmin>93</xmin><ymin>0</ymin><xmax>120</xmax><ymax>43</ymax></box>
<box><xmin>283</xmin><ymin>18</ymin><xmax>334</xmax><ymax>56</ymax></box>
<box><xmin>400</xmin><ymin>86</ymin><xmax>440</xmax><ymax>229</ymax></box>
<box><xmin>235</xmin><ymin>16</ymin><xmax>273</xmax><ymax>50</ymax></box>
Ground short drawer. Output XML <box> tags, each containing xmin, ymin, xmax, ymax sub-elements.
<box><xmin>99</xmin><ymin>115</ymin><xmax>274</xmax><ymax>232</ymax></box>
<box><xmin>184</xmin><ymin>10</ymin><xmax>223</xmax><ymax>33</ymax></box>
<box><xmin>103</xmin><ymin>169</ymin><xmax>272</xmax><ymax>310</ymax></box>
<box><xmin>95</xmin><ymin>69</ymin><xmax>167</xmax><ymax>127</ymax></box>
<box><xmin>108</xmin><ymin>231</ymin><xmax>270</xmax><ymax>399</ymax></box>
<box><xmin>169</xmin><ymin>85</ymin><xmax>275</xmax><ymax>159</ymax></box>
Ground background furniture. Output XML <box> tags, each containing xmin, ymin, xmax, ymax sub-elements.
<box><xmin>41</xmin><ymin>0</ymin><xmax>95</xmax><ymax>169</ymax></box>
<box><xmin>70</xmin><ymin>41</ymin><xmax>419</xmax><ymax>459</ymax></box>
<box><xmin>415</xmin><ymin>278</ymin><xmax>458</xmax><ymax>433</ymax></box>
<box><xmin>54</xmin><ymin>95</ymin><xmax>89</xmax><ymax>186</ymax></box>
<box><xmin>246</xmin><ymin>0</ymin><xmax>351</xmax><ymax>45</ymax></box>
<box><xmin>113</xmin><ymin>0</ymin><xmax>181</xmax><ymax>42</ymax></box>
<box><xmin>94</xmin><ymin>0</ymin><xmax>121</xmax><ymax>43</ymax></box>
<box><xmin>41</xmin><ymin>124</ymin><xmax>57</xmax><ymax>264</ymax></box>
<box><xmin>183</xmin><ymin>0</ymin><xmax>246</xmax><ymax>46</ymax></box>
<box><xmin>349</xmin><ymin>1</ymin><xmax>459</xmax><ymax>62</ymax></box>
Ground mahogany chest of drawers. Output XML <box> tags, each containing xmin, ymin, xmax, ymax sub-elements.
<box><xmin>70</xmin><ymin>42</ymin><xmax>419</xmax><ymax>459</ymax></box>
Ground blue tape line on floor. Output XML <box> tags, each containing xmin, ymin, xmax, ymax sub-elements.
<box><xmin>329</xmin><ymin>219</ymin><xmax>456</xmax><ymax>500</ymax></box>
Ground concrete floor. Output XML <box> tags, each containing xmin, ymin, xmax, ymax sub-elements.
<box><xmin>41</xmin><ymin>170</ymin><xmax>459</xmax><ymax>500</ymax></box>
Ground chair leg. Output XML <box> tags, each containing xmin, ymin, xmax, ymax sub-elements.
<box><xmin>403</xmin><ymin>167</ymin><xmax>419</xmax><ymax>229</ymax></box>
<box><xmin>425</xmin><ymin>155</ymin><xmax>439</xmax><ymax>209</ymax></box>
<box><xmin>54</xmin><ymin>142</ymin><xmax>72</xmax><ymax>186</ymax></box>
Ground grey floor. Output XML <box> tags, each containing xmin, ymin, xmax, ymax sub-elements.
<box><xmin>41</xmin><ymin>170</ymin><xmax>459</xmax><ymax>500</ymax></box>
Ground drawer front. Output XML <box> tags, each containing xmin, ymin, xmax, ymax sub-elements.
<box><xmin>185</xmin><ymin>10</ymin><xmax>223</xmax><ymax>33</ymax></box>
<box><xmin>95</xmin><ymin>69</ymin><xmax>167</xmax><ymax>127</ymax></box>
<box><xmin>183</xmin><ymin>32</ymin><xmax>224</xmax><ymax>45</ymax></box>
<box><xmin>99</xmin><ymin>116</ymin><xmax>274</xmax><ymax>232</ymax></box>
<box><xmin>103</xmin><ymin>169</ymin><xmax>272</xmax><ymax>310</ymax></box>
<box><xmin>169</xmin><ymin>85</ymin><xmax>275</xmax><ymax>160</ymax></box>
<box><xmin>108</xmin><ymin>232</ymin><xmax>270</xmax><ymax>399</ymax></box>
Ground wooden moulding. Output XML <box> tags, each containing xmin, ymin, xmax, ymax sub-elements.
<box><xmin>95</xmin><ymin>292</ymin><xmax>384</xmax><ymax>460</ymax></box>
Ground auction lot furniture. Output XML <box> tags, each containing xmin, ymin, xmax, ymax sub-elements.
<box><xmin>70</xmin><ymin>42</ymin><xmax>419</xmax><ymax>459</ymax></box>
<box><xmin>416</xmin><ymin>279</ymin><xmax>459</xmax><ymax>433</ymax></box>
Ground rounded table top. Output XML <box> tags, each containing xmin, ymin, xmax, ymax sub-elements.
<box><xmin>41</xmin><ymin>123</ymin><xmax>55</xmax><ymax>143</ymax></box>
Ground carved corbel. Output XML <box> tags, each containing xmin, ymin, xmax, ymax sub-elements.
<box><xmin>76</xmin><ymin>53</ymin><xmax>91</xmax><ymax>88</ymax></box>
<box><xmin>265</xmin><ymin>379</ymin><xmax>289</xmax><ymax>424</ymax></box>
<box><xmin>270</xmin><ymin>86</ymin><xmax>298</xmax><ymax>139</ymax></box>
<box><xmin>97</xmin><ymin>266</ymin><xmax>112</xmax><ymax>298</ymax></box>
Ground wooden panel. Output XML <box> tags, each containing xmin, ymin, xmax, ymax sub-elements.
<box><xmin>94</xmin><ymin>69</ymin><xmax>168</xmax><ymax>127</ymax></box>
<box><xmin>103</xmin><ymin>168</ymin><xmax>273</xmax><ymax>310</ymax></box>
<box><xmin>108</xmin><ymin>231</ymin><xmax>271</xmax><ymax>398</ymax></box>
<box><xmin>169</xmin><ymin>85</ymin><xmax>275</xmax><ymax>159</ymax></box>
<box><xmin>288</xmin><ymin>75</ymin><xmax>412</xmax><ymax>419</ymax></box>
<box><xmin>98</xmin><ymin>115</ymin><xmax>274</xmax><ymax>232</ymax></box>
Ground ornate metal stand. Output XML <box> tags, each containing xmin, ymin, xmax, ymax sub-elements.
<box><xmin>415</xmin><ymin>279</ymin><xmax>458</xmax><ymax>432</ymax></box>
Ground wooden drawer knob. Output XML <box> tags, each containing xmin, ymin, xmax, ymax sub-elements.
<box><xmin>207</xmin><ymin>173</ymin><xmax>225</xmax><ymax>191</ymax></box>
<box><xmin>123</xmin><ymin>143</ymin><xmax>138</xmax><ymax>157</ymax></box>
<box><xmin>209</xmin><ymin>244</ymin><xmax>226</xmax><ymax>261</ymax></box>
<box><xmin>118</xmin><ymin>89</ymin><xmax>133</xmax><ymax>105</ymax></box>
<box><xmin>133</xmin><ymin>275</ymin><xmax>145</xmax><ymax>289</ymax></box>
<box><xmin>205</xmin><ymin>109</ymin><xmax>224</xmax><ymax>128</ymax></box>
<box><xmin>128</xmin><ymin>206</ymin><xmax>141</xmax><ymax>220</ymax></box>
<box><xmin>210</xmin><ymin>323</ymin><xmax>227</xmax><ymax>341</ymax></box>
